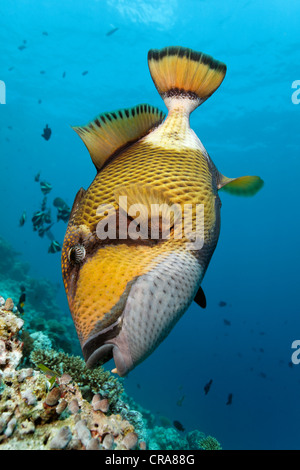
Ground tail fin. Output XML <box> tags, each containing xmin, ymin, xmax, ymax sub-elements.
<box><xmin>148</xmin><ymin>46</ymin><xmax>226</xmax><ymax>109</ymax></box>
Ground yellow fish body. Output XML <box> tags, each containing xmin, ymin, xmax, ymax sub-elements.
<box><xmin>62</xmin><ymin>47</ymin><xmax>263</xmax><ymax>376</ymax></box>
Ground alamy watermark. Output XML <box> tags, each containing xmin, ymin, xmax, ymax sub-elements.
<box><xmin>291</xmin><ymin>340</ymin><xmax>300</xmax><ymax>364</ymax></box>
<box><xmin>95</xmin><ymin>196</ymin><xmax>205</xmax><ymax>250</ymax></box>
<box><xmin>0</xmin><ymin>80</ymin><xmax>6</xmax><ymax>104</ymax></box>
<box><xmin>291</xmin><ymin>80</ymin><xmax>300</xmax><ymax>105</ymax></box>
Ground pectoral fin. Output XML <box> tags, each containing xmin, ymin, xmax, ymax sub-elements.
<box><xmin>218</xmin><ymin>174</ymin><xmax>264</xmax><ymax>196</ymax></box>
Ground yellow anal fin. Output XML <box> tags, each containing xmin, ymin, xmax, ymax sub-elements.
<box><xmin>218</xmin><ymin>175</ymin><xmax>264</xmax><ymax>196</ymax></box>
<box><xmin>114</xmin><ymin>184</ymin><xmax>181</xmax><ymax>232</ymax></box>
<box><xmin>148</xmin><ymin>46</ymin><xmax>226</xmax><ymax>105</ymax></box>
<box><xmin>72</xmin><ymin>104</ymin><xmax>165</xmax><ymax>171</ymax></box>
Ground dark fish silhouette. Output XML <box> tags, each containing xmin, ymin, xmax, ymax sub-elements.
<box><xmin>219</xmin><ymin>300</ymin><xmax>227</xmax><ymax>307</ymax></box>
<box><xmin>32</xmin><ymin>211</ymin><xmax>46</xmax><ymax>229</ymax></box>
<box><xmin>34</xmin><ymin>172</ymin><xmax>40</xmax><ymax>182</ymax></box>
<box><xmin>41</xmin><ymin>124</ymin><xmax>51</xmax><ymax>141</ymax></box>
<box><xmin>173</xmin><ymin>420</ymin><xmax>185</xmax><ymax>432</ymax></box>
<box><xmin>40</xmin><ymin>181</ymin><xmax>52</xmax><ymax>195</ymax></box>
<box><xmin>19</xmin><ymin>211</ymin><xmax>26</xmax><ymax>227</ymax></box>
<box><xmin>48</xmin><ymin>240</ymin><xmax>61</xmax><ymax>254</ymax></box>
<box><xmin>176</xmin><ymin>395</ymin><xmax>185</xmax><ymax>407</ymax></box>
<box><xmin>38</xmin><ymin>223</ymin><xmax>54</xmax><ymax>238</ymax></box>
<box><xmin>204</xmin><ymin>379</ymin><xmax>213</xmax><ymax>395</ymax></box>
<box><xmin>17</xmin><ymin>291</ymin><xmax>26</xmax><ymax>314</ymax></box>
<box><xmin>62</xmin><ymin>71</ymin><xmax>66</xmax><ymax>78</ymax></box>
<box><xmin>223</xmin><ymin>318</ymin><xmax>231</xmax><ymax>326</ymax></box>
<box><xmin>42</xmin><ymin>31</ymin><xmax>48</xmax><ymax>36</ymax></box>
<box><xmin>226</xmin><ymin>393</ymin><xmax>233</xmax><ymax>405</ymax></box>
<box><xmin>53</xmin><ymin>197</ymin><xmax>71</xmax><ymax>222</ymax></box>
<box><xmin>82</xmin><ymin>71</ymin><xmax>88</xmax><ymax>76</ymax></box>
<box><xmin>106</xmin><ymin>27</ymin><xmax>119</xmax><ymax>36</ymax></box>
<box><xmin>57</xmin><ymin>207</ymin><xmax>71</xmax><ymax>222</ymax></box>
<box><xmin>41</xmin><ymin>196</ymin><xmax>47</xmax><ymax>211</ymax></box>
<box><xmin>53</xmin><ymin>197</ymin><xmax>68</xmax><ymax>209</ymax></box>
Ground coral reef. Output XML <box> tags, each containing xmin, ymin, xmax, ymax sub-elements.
<box><xmin>0</xmin><ymin>236</ymin><xmax>80</xmax><ymax>356</ymax></box>
<box><xmin>0</xmin><ymin>302</ymin><xmax>144</xmax><ymax>450</ymax></box>
<box><xmin>30</xmin><ymin>349</ymin><xmax>124</xmax><ymax>409</ymax></box>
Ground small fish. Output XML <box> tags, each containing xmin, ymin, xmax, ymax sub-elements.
<box><xmin>42</xmin><ymin>31</ymin><xmax>48</xmax><ymax>36</ymax></box>
<box><xmin>173</xmin><ymin>420</ymin><xmax>185</xmax><ymax>432</ymax></box>
<box><xmin>62</xmin><ymin>71</ymin><xmax>66</xmax><ymax>78</ymax></box>
<box><xmin>176</xmin><ymin>395</ymin><xmax>185</xmax><ymax>407</ymax></box>
<box><xmin>18</xmin><ymin>44</ymin><xmax>26</xmax><ymax>51</ymax></box>
<box><xmin>62</xmin><ymin>46</ymin><xmax>263</xmax><ymax>377</ymax></box>
<box><xmin>44</xmin><ymin>209</ymin><xmax>52</xmax><ymax>224</ymax></box>
<box><xmin>38</xmin><ymin>223</ymin><xmax>54</xmax><ymax>238</ymax></box>
<box><xmin>32</xmin><ymin>210</ymin><xmax>46</xmax><ymax>228</ymax></box>
<box><xmin>219</xmin><ymin>300</ymin><xmax>227</xmax><ymax>307</ymax></box>
<box><xmin>223</xmin><ymin>319</ymin><xmax>231</xmax><ymax>326</ymax></box>
<box><xmin>16</xmin><ymin>291</ymin><xmax>26</xmax><ymax>314</ymax></box>
<box><xmin>53</xmin><ymin>197</ymin><xmax>68</xmax><ymax>209</ymax></box>
<box><xmin>226</xmin><ymin>393</ymin><xmax>233</xmax><ymax>405</ymax></box>
<box><xmin>8</xmin><ymin>67</ymin><xmax>14</xmax><ymax>71</ymax></box>
<box><xmin>40</xmin><ymin>70</ymin><xmax>46</xmax><ymax>74</ymax></box>
<box><xmin>40</xmin><ymin>181</ymin><xmax>52</xmax><ymax>195</ymax></box>
<box><xmin>82</xmin><ymin>71</ymin><xmax>88</xmax><ymax>76</ymax></box>
<box><xmin>38</xmin><ymin>99</ymin><xmax>42</xmax><ymax>104</ymax></box>
<box><xmin>204</xmin><ymin>379</ymin><xmax>213</xmax><ymax>395</ymax></box>
<box><xmin>37</xmin><ymin>364</ymin><xmax>59</xmax><ymax>388</ymax></box>
<box><xmin>41</xmin><ymin>196</ymin><xmax>47</xmax><ymax>211</ymax></box>
<box><xmin>48</xmin><ymin>240</ymin><xmax>61</xmax><ymax>254</ymax></box>
<box><xmin>57</xmin><ymin>207</ymin><xmax>71</xmax><ymax>222</ymax></box>
<box><xmin>106</xmin><ymin>27</ymin><xmax>119</xmax><ymax>36</ymax></box>
<box><xmin>41</xmin><ymin>124</ymin><xmax>51</xmax><ymax>141</ymax></box>
<box><xmin>19</xmin><ymin>211</ymin><xmax>26</xmax><ymax>227</ymax></box>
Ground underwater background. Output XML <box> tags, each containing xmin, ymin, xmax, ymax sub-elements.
<box><xmin>1</xmin><ymin>0</ymin><xmax>300</xmax><ymax>450</ymax></box>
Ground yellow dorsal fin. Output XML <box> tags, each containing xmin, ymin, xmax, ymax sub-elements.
<box><xmin>114</xmin><ymin>184</ymin><xmax>181</xmax><ymax>230</ymax></box>
<box><xmin>72</xmin><ymin>104</ymin><xmax>165</xmax><ymax>170</ymax></box>
<box><xmin>218</xmin><ymin>175</ymin><xmax>264</xmax><ymax>196</ymax></box>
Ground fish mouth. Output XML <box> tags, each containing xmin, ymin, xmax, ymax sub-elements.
<box><xmin>82</xmin><ymin>316</ymin><xmax>134</xmax><ymax>377</ymax></box>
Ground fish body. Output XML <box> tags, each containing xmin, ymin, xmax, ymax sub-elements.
<box><xmin>62</xmin><ymin>46</ymin><xmax>263</xmax><ymax>376</ymax></box>
<box><xmin>48</xmin><ymin>240</ymin><xmax>61</xmax><ymax>253</ymax></box>
<box><xmin>41</xmin><ymin>124</ymin><xmax>51</xmax><ymax>141</ymax></box>
<box><xmin>19</xmin><ymin>211</ymin><xmax>26</xmax><ymax>227</ymax></box>
<box><xmin>40</xmin><ymin>181</ymin><xmax>52</xmax><ymax>195</ymax></box>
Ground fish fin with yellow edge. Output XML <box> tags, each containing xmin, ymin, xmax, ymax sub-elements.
<box><xmin>194</xmin><ymin>285</ymin><xmax>207</xmax><ymax>309</ymax></box>
<box><xmin>218</xmin><ymin>175</ymin><xmax>264</xmax><ymax>197</ymax></box>
<box><xmin>114</xmin><ymin>184</ymin><xmax>182</xmax><ymax>237</ymax></box>
<box><xmin>72</xmin><ymin>104</ymin><xmax>165</xmax><ymax>171</ymax></box>
<box><xmin>148</xmin><ymin>46</ymin><xmax>226</xmax><ymax>111</ymax></box>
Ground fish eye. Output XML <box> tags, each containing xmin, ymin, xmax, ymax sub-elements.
<box><xmin>68</xmin><ymin>244</ymin><xmax>86</xmax><ymax>264</ymax></box>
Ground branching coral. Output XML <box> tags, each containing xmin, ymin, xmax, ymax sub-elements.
<box><xmin>30</xmin><ymin>349</ymin><xmax>124</xmax><ymax>408</ymax></box>
<box><xmin>199</xmin><ymin>435</ymin><xmax>222</xmax><ymax>450</ymax></box>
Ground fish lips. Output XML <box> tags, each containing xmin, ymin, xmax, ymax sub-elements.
<box><xmin>82</xmin><ymin>315</ymin><xmax>134</xmax><ymax>377</ymax></box>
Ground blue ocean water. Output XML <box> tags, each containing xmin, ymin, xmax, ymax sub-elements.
<box><xmin>1</xmin><ymin>0</ymin><xmax>300</xmax><ymax>450</ymax></box>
